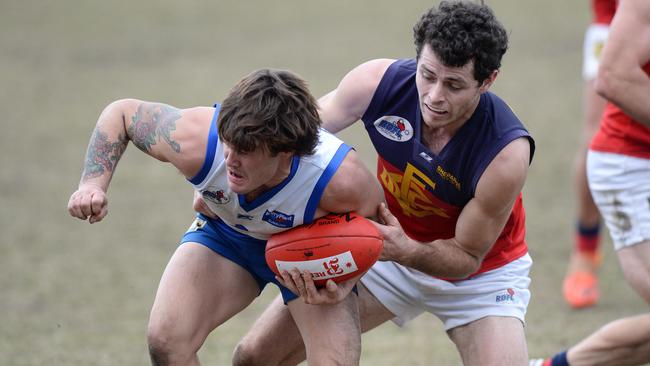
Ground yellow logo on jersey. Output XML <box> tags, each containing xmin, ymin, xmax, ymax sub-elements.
<box><xmin>436</xmin><ymin>165</ymin><xmax>461</xmax><ymax>191</ymax></box>
<box><xmin>379</xmin><ymin>162</ymin><xmax>450</xmax><ymax>218</ymax></box>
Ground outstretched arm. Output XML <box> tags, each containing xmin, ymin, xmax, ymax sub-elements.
<box><xmin>595</xmin><ymin>0</ymin><xmax>650</xmax><ymax>126</ymax></box>
<box><xmin>67</xmin><ymin>99</ymin><xmax>213</xmax><ymax>223</ymax></box>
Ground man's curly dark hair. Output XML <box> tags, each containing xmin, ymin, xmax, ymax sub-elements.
<box><xmin>413</xmin><ymin>1</ymin><xmax>508</xmax><ymax>84</ymax></box>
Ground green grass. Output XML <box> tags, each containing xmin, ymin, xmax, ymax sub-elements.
<box><xmin>1</xmin><ymin>1</ymin><xmax>647</xmax><ymax>365</ymax></box>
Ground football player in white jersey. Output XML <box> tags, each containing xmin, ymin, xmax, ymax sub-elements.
<box><xmin>68</xmin><ymin>69</ymin><xmax>383</xmax><ymax>366</ymax></box>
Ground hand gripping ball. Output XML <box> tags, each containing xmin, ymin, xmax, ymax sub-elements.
<box><xmin>265</xmin><ymin>212</ymin><xmax>383</xmax><ymax>287</ymax></box>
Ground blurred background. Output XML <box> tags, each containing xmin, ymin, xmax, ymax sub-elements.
<box><xmin>1</xmin><ymin>0</ymin><xmax>646</xmax><ymax>364</ymax></box>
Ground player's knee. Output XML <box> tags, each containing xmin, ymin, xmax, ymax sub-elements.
<box><xmin>147</xmin><ymin>322</ymin><xmax>199</xmax><ymax>366</ymax></box>
<box><xmin>232</xmin><ymin>339</ymin><xmax>268</xmax><ymax>366</ymax></box>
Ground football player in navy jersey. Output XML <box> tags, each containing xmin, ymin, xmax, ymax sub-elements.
<box><xmin>68</xmin><ymin>69</ymin><xmax>383</xmax><ymax>365</ymax></box>
<box><xmin>235</xmin><ymin>2</ymin><xmax>535</xmax><ymax>365</ymax></box>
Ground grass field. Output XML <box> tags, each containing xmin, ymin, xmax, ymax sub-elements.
<box><xmin>1</xmin><ymin>1</ymin><xmax>647</xmax><ymax>365</ymax></box>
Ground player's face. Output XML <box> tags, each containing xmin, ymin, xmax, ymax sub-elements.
<box><xmin>223</xmin><ymin>143</ymin><xmax>292</xmax><ymax>199</ymax></box>
<box><xmin>415</xmin><ymin>45</ymin><xmax>495</xmax><ymax>131</ymax></box>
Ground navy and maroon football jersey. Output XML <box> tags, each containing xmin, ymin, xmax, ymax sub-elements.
<box><xmin>362</xmin><ymin>58</ymin><xmax>535</xmax><ymax>277</ymax></box>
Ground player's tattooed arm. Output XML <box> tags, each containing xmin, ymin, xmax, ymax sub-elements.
<box><xmin>81</xmin><ymin>128</ymin><xmax>128</xmax><ymax>181</ymax></box>
<box><xmin>76</xmin><ymin>99</ymin><xmax>184</xmax><ymax>190</ymax></box>
<box><xmin>127</xmin><ymin>102</ymin><xmax>182</xmax><ymax>154</ymax></box>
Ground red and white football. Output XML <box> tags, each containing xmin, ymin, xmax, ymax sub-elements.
<box><xmin>265</xmin><ymin>212</ymin><xmax>383</xmax><ymax>287</ymax></box>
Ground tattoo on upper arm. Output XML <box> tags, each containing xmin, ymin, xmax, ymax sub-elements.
<box><xmin>82</xmin><ymin>129</ymin><xmax>128</xmax><ymax>181</ymax></box>
<box><xmin>128</xmin><ymin>103</ymin><xmax>182</xmax><ymax>153</ymax></box>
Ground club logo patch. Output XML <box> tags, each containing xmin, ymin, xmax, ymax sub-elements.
<box><xmin>262</xmin><ymin>209</ymin><xmax>295</xmax><ymax>228</ymax></box>
<box><xmin>373</xmin><ymin>116</ymin><xmax>413</xmax><ymax>142</ymax></box>
<box><xmin>202</xmin><ymin>189</ymin><xmax>230</xmax><ymax>205</ymax></box>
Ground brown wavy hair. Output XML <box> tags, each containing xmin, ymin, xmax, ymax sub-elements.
<box><xmin>218</xmin><ymin>69</ymin><xmax>321</xmax><ymax>156</ymax></box>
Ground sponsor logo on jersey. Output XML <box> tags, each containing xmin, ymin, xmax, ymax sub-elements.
<box><xmin>274</xmin><ymin>251</ymin><xmax>358</xmax><ymax>280</ymax></box>
<box><xmin>262</xmin><ymin>209</ymin><xmax>295</xmax><ymax>228</ymax></box>
<box><xmin>495</xmin><ymin>288</ymin><xmax>516</xmax><ymax>304</ymax></box>
<box><xmin>373</xmin><ymin>116</ymin><xmax>413</xmax><ymax>142</ymax></box>
<box><xmin>436</xmin><ymin>165</ymin><xmax>461</xmax><ymax>191</ymax></box>
<box><xmin>201</xmin><ymin>189</ymin><xmax>230</xmax><ymax>204</ymax></box>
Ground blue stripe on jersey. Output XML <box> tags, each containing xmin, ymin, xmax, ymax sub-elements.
<box><xmin>238</xmin><ymin>155</ymin><xmax>301</xmax><ymax>212</ymax></box>
<box><xmin>188</xmin><ymin>104</ymin><xmax>221</xmax><ymax>185</ymax></box>
<box><xmin>303</xmin><ymin>143</ymin><xmax>352</xmax><ymax>224</ymax></box>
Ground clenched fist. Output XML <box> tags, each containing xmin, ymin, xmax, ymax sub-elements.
<box><xmin>68</xmin><ymin>184</ymin><xmax>108</xmax><ymax>224</ymax></box>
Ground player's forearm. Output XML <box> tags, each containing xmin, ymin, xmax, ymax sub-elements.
<box><xmin>596</xmin><ymin>67</ymin><xmax>650</xmax><ymax>127</ymax></box>
<box><xmin>78</xmin><ymin>100</ymin><xmax>131</xmax><ymax>191</ymax></box>
<box><xmin>395</xmin><ymin>238</ymin><xmax>481</xmax><ymax>279</ymax></box>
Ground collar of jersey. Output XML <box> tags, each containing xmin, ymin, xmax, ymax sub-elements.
<box><xmin>237</xmin><ymin>155</ymin><xmax>300</xmax><ymax>211</ymax></box>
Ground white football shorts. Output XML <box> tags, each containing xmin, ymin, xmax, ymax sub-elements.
<box><xmin>360</xmin><ymin>254</ymin><xmax>532</xmax><ymax>330</ymax></box>
<box><xmin>582</xmin><ymin>23</ymin><xmax>610</xmax><ymax>80</ymax></box>
<box><xmin>587</xmin><ymin>151</ymin><xmax>650</xmax><ymax>250</ymax></box>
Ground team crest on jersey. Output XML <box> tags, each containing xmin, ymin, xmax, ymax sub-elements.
<box><xmin>373</xmin><ymin>116</ymin><xmax>413</xmax><ymax>142</ymax></box>
<box><xmin>201</xmin><ymin>189</ymin><xmax>230</xmax><ymax>205</ymax></box>
<box><xmin>262</xmin><ymin>209</ymin><xmax>295</xmax><ymax>228</ymax></box>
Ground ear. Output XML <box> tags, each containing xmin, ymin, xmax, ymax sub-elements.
<box><xmin>479</xmin><ymin>70</ymin><xmax>499</xmax><ymax>93</ymax></box>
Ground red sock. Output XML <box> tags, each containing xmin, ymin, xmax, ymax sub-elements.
<box><xmin>576</xmin><ymin>222</ymin><xmax>600</xmax><ymax>253</ymax></box>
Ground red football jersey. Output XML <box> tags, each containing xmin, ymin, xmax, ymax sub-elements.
<box><xmin>590</xmin><ymin>62</ymin><xmax>650</xmax><ymax>158</ymax></box>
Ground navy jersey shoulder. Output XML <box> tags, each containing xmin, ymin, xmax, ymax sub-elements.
<box><xmin>361</xmin><ymin>59</ymin><xmax>535</xmax><ymax>207</ymax></box>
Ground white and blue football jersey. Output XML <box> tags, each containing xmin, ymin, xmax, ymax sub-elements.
<box><xmin>187</xmin><ymin>104</ymin><xmax>351</xmax><ymax>240</ymax></box>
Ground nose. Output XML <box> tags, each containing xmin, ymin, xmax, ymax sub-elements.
<box><xmin>224</xmin><ymin>146</ymin><xmax>239</xmax><ymax>167</ymax></box>
<box><xmin>426</xmin><ymin>81</ymin><xmax>445</xmax><ymax>104</ymax></box>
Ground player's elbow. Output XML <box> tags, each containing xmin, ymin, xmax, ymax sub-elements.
<box><xmin>108</xmin><ymin>98</ymin><xmax>139</xmax><ymax>112</ymax></box>
<box><xmin>448</xmin><ymin>258</ymin><xmax>482</xmax><ymax>279</ymax></box>
<box><xmin>445</xmin><ymin>244</ymin><xmax>485</xmax><ymax>279</ymax></box>
<box><xmin>594</xmin><ymin>64</ymin><xmax>619</xmax><ymax>101</ymax></box>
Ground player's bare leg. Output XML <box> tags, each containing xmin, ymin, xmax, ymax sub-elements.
<box><xmin>565</xmin><ymin>314</ymin><xmax>650</xmax><ymax>366</ymax></box>
<box><xmin>448</xmin><ymin>316</ymin><xmax>528</xmax><ymax>366</ymax></box>
<box><xmin>147</xmin><ymin>243</ymin><xmax>259</xmax><ymax>366</ymax></box>
<box><xmin>233</xmin><ymin>283</ymin><xmax>394</xmax><ymax>366</ymax></box>
<box><xmin>564</xmin><ymin>242</ymin><xmax>650</xmax><ymax>365</ymax></box>
<box><xmin>287</xmin><ymin>293</ymin><xmax>361</xmax><ymax>365</ymax></box>
<box><xmin>532</xmin><ymin>242</ymin><xmax>650</xmax><ymax>366</ymax></box>
<box><xmin>564</xmin><ymin>79</ymin><xmax>607</xmax><ymax>309</ymax></box>
<box><xmin>617</xmin><ymin>241</ymin><xmax>650</xmax><ymax>303</ymax></box>
<box><xmin>233</xmin><ymin>295</ymin><xmax>305</xmax><ymax>366</ymax></box>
